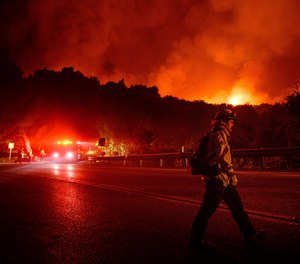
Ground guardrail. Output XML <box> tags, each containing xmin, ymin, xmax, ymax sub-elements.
<box><xmin>88</xmin><ymin>147</ymin><xmax>300</xmax><ymax>170</ymax></box>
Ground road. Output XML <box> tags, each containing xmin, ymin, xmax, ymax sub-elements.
<box><xmin>0</xmin><ymin>163</ymin><xmax>299</xmax><ymax>263</ymax></box>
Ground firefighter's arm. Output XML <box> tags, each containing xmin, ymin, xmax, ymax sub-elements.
<box><xmin>214</xmin><ymin>131</ymin><xmax>232</xmax><ymax>172</ymax></box>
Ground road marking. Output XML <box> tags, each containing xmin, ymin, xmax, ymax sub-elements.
<box><xmin>7</xmin><ymin>166</ymin><xmax>299</xmax><ymax>225</ymax></box>
<box><xmin>42</xmin><ymin>174</ymin><xmax>300</xmax><ymax>225</ymax></box>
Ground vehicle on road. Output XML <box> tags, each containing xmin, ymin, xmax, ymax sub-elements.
<box><xmin>44</xmin><ymin>140</ymin><xmax>82</xmax><ymax>163</ymax></box>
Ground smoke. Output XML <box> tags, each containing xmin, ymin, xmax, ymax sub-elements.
<box><xmin>1</xmin><ymin>0</ymin><xmax>300</xmax><ymax>104</ymax></box>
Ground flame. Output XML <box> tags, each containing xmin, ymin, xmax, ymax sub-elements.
<box><xmin>227</xmin><ymin>86</ymin><xmax>253</xmax><ymax>105</ymax></box>
<box><xmin>209</xmin><ymin>84</ymin><xmax>262</xmax><ymax>105</ymax></box>
<box><xmin>228</xmin><ymin>96</ymin><xmax>241</xmax><ymax>106</ymax></box>
<box><xmin>226</xmin><ymin>80</ymin><xmax>267</xmax><ymax>105</ymax></box>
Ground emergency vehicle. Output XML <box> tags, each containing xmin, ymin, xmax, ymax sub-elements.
<box><xmin>44</xmin><ymin>140</ymin><xmax>82</xmax><ymax>162</ymax></box>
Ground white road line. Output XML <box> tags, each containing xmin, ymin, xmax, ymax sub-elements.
<box><xmin>42</xmin><ymin>174</ymin><xmax>300</xmax><ymax>225</ymax></box>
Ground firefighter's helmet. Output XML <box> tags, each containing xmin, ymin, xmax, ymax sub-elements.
<box><xmin>214</xmin><ymin>109</ymin><xmax>237</xmax><ymax>121</ymax></box>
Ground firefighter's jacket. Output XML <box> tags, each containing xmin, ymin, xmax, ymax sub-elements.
<box><xmin>204</xmin><ymin>123</ymin><xmax>238</xmax><ymax>187</ymax></box>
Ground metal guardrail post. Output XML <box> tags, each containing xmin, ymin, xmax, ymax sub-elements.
<box><xmin>160</xmin><ymin>158</ymin><xmax>163</xmax><ymax>167</ymax></box>
<box><xmin>185</xmin><ymin>158</ymin><xmax>189</xmax><ymax>168</ymax></box>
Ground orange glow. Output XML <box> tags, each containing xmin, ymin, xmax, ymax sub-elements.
<box><xmin>227</xmin><ymin>86</ymin><xmax>253</xmax><ymax>105</ymax></box>
<box><xmin>207</xmin><ymin>83</ymin><xmax>264</xmax><ymax>105</ymax></box>
<box><xmin>4</xmin><ymin>0</ymin><xmax>299</xmax><ymax>105</ymax></box>
<box><xmin>225</xmin><ymin>80</ymin><xmax>268</xmax><ymax>105</ymax></box>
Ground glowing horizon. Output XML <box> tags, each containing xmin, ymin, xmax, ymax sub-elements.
<box><xmin>3</xmin><ymin>0</ymin><xmax>299</xmax><ymax>105</ymax></box>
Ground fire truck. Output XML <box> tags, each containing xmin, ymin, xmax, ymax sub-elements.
<box><xmin>44</xmin><ymin>140</ymin><xmax>82</xmax><ymax>163</ymax></box>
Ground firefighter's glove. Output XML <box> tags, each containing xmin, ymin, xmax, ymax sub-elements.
<box><xmin>227</xmin><ymin>167</ymin><xmax>236</xmax><ymax>177</ymax></box>
<box><xmin>227</xmin><ymin>167</ymin><xmax>238</xmax><ymax>186</ymax></box>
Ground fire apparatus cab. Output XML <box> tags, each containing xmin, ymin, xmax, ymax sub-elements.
<box><xmin>44</xmin><ymin>140</ymin><xmax>82</xmax><ymax>162</ymax></box>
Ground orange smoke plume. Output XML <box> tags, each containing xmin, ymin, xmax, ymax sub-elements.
<box><xmin>2</xmin><ymin>0</ymin><xmax>300</xmax><ymax>104</ymax></box>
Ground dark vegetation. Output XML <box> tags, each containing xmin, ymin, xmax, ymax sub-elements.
<box><xmin>1</xmin><ymin>49</ymin><xmax>299</xmax><ymax>155</ymax></box>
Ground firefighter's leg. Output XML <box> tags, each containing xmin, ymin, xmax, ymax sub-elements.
<box><xmin>190</xmin><ymin>179</ymin><xmax>224</xmax><ymax>245</ymax></box>
<box><xmin>223</xmin><ymin>185</ymin><xmax>256</xmax><ymax>239</ymax></box>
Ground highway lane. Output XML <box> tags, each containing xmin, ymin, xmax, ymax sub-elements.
<box><xmin>5</xmin><ymin>162</ymin><xmax>300</xmax><ymax>220</ymax></box>
<box><xmin>0</xmin><ymin>163</ymin><xmax>299</xmax><ymax>263</ymax></box>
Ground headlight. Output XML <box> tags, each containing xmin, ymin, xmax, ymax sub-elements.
<box><xmin>53</xmin><ymin>152</ymin><xmax>59</xmax><ymax>158</ymax></box>
<box><xmin>66</xmin><ymin>152</ymin><xmax>74</xmax><ymax>159</ymax></box>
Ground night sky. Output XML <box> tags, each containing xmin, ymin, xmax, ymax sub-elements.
<box><xmin>1</xmin><ymin>0</ymin><xmax>300</xmax><ymax>105</ymax></box>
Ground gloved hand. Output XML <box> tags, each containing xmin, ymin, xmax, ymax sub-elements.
<box><xmin>227</xmin><ymin>167</ymin><xmax>238</xmax><ymax>186</ymax></box>
<box><xmin>230</xmin><ymin>174</ymin><xmax>238</xmax><ymax>186</ymax></box>
<box><xmin>227</xmin><ymin>167</ymin><xmax>236</xmax><ymax>177</ymax></box>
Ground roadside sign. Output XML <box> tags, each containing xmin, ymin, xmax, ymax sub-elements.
<box><xmin>8</xmin><ymin>142</ymin><xmax>14</xmax><ymax>160</ymax></box>
<box><xmin>8</xmin><ymin>142</ymin><xmax>14</xmax><ymax>149</ymax></box>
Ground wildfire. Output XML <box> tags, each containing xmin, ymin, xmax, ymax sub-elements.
<box><xmin>227</xmin><ymin>85</ymin><xmax>259</xmax><ymax>106</ymax></box>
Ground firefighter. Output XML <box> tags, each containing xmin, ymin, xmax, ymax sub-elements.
<box><xmin>190</xmin><ymin>109</ymin><xmax>267</xmax><ymax>250</ymax></box>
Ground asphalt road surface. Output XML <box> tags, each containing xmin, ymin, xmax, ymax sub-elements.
<box><xmin>0</xmin><ymin>162</ymin><xmax>299</xmax><ymax>264</ymax></box>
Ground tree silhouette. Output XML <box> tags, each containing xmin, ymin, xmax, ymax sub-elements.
<box><xmin>284</xmin><ymin>82</ymin><xmax>300</xmax><ymax>145</ymax></box>
<box><xmin>1</xmin><ymin>53</ymin><xmax>299</xmax><ymax>155</ymax></box>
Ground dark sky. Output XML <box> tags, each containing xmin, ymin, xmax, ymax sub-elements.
<box><xmin>1</xmin><ymin>0</ymin><xmax>300</xmax><ymax>104</ymax></box>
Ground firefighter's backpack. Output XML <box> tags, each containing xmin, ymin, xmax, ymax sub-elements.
<box><xmin>190</xmin><ymin>132</ymin><xmax>219</xmax><ymax>176</ymax></box>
